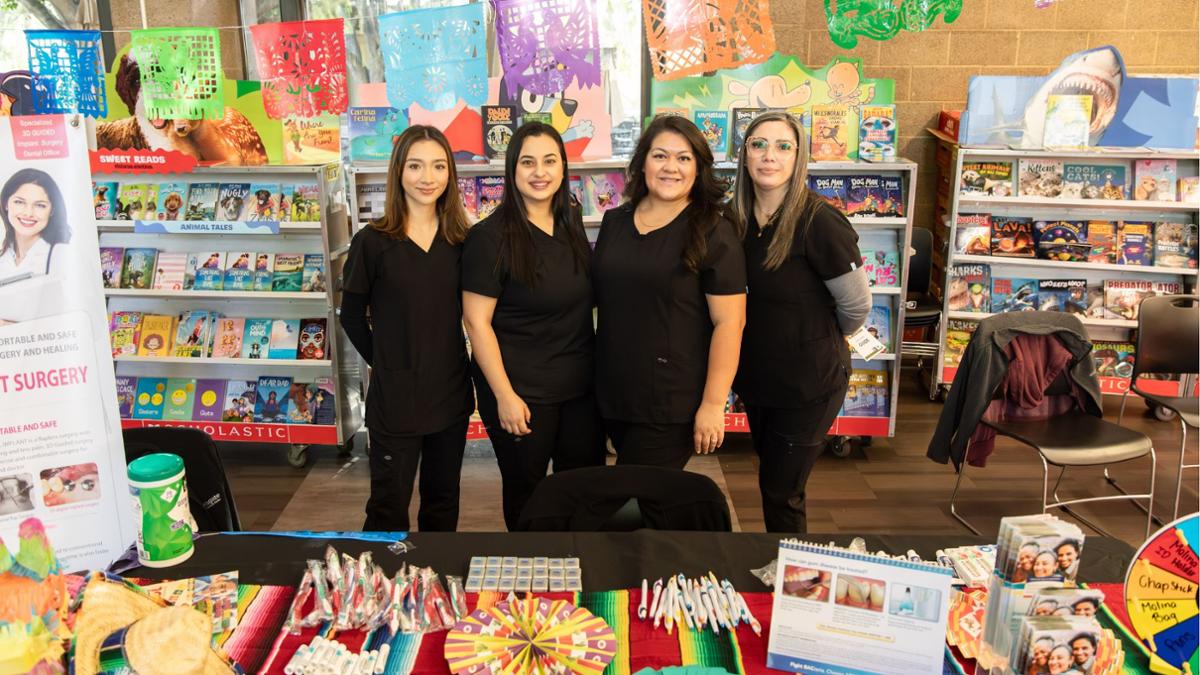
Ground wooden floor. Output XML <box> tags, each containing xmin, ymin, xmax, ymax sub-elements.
<box><xmin>221</xmin><ymin>366</ymin><xmax>1198</xmax><ymax>548</ymax></box>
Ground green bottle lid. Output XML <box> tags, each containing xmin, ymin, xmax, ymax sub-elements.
<box><xmin>128</xmin><ymin>453</ymin><xmax>185</xmax><ymax>483</ymax></box>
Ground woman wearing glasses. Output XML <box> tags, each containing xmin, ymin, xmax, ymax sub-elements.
<box><xmin>730</xmin><ymin>112</ymin><xmax>871</xmax><ymax>533</ymax></box>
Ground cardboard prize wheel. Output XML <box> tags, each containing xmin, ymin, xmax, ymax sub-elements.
<box><xmin>1123</xmin><ymin>513</ymin><xmax>1199</xmax><ymax>674</ymax></box>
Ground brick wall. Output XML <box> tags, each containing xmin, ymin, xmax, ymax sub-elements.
<box><xmin>106</xmin><ymin>0</ymin><xmax>245</xmax><ymax>80</ymax></box>
<box><xmin>770</xmin><ymin>0</ymin><xmax>1200</xmax><ymax>228</ymax></box>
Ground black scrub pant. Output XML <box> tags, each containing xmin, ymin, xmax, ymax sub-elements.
<box><xmin>363</xmin><ymin>416</ymin><xmax>469</xmax><ymax>532</ymax></box>
<box><xmin>604</xmin><ymin>420</ymin><xmax>695</xmax><ymax>469</ymax></box>
<box><xmin>476</xmin><ymin>382</ymin><xmax>607</xmax><ymax>530</ymax></box>
<box><xmin>744</xmin><ymin>381</ymin><xmax>847</xmax><ymax>533</ymax></box>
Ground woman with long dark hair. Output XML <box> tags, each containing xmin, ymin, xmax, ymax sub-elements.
<box><xmin>462</xmin><ymin>122</ymin><xmax>604</xmax><ymax>530</ymax></box>
<box><xmin>339</xmin><ymin>125</ymin><xmax>475</xmax><ymax>532</ymax></box>
<box><xmin>0</xmin><ymin>168</ymin><xmax>72</xmax><ymax>281</ymax></box>
<box><xmin>593</xmin><ymin>114</ymin><xmax>746</xmax><ymax>468</ymax></box>
<box><xmin>730</xmin><ymin>111</ymin><xmax>870</xmax><ymax>533</ymax></box>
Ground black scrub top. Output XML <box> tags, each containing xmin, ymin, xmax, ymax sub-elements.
<box><xmin>592</xmin><ymin>202</ymin><xmax>747</xmax><ymax>424</ymax></box>
<box><xmin>461</xmin><ymin>212</ymin><xmax>594</xmax><ymax>404</ymax></box>
<box><xmin>342</xmin><ymin>225</ymin><xmax>474</xmax><ymax>436</ymax></box>
<box><xmin>734</xmin><ymin>199</ymin><xmax>861</xmax><ymax>408</ymax></box>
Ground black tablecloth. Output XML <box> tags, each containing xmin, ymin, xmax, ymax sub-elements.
<box><xmin>129</xmin><ymin>532</ymin><xmax>1135</xmax><ymax>591</ymax></box>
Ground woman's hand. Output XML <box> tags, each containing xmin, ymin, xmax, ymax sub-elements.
<box><xmin>498</xmin><ymin>391</ymin><xmax>532</xmax><ymax>436</ymax></box>
<box><xmin>693</xmin><ymin>401</ymin><xmax>726</xmax><ymax>454</ymax></box>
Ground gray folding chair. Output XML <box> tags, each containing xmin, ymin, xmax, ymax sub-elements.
<box><xmin>1115</xmin><ymin>294</ymin><xmax>1199</xmax><ymax>522</ymax></box>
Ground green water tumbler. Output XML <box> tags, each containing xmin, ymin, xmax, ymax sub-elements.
<box><xmin>127</xmin><ymin>453</ymin><xmax>198</xmax><ymax>567</ymax></box>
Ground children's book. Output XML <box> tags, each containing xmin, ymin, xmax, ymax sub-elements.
<box><xmin>115</xmin><ymin>375</ymin><xmax>137</xmax><ymax>419</ymax></box>
<box><xmin>221</xmin><ymin>380</ymin><xmax>257</xmax><ymax>422</ymax></box>
<box><xmin>859</xmin><ymin>249</ymin><xmax>875</xmax><ymax>286</ymax></box>
<box><xmin>991</xmin><ymin>277</ymin><xmax>1039</xmax><ymax>313</ymax></box>
<box><xmin>990</xmin><ymin>216</ymin><xmax>1035</xmax><ymax>257</ymax></box>
<box><xmin>1042</xmin><ymin>94</ymin><xmax>1092</xmax><ymax>149</ymax></box>
<box><xmin>1153</xmin><ymin>221</ymin><xmax>1198</xmax><ymax>269</ymax></box>
<box><xmin>116</xmin><ymin>183</ymin><xmax>145</xmax><ymax>220</ymax></box>
<box><xmin>185</xmin><ymin>182</ymin><xmax>219</xmax><ymax>221</ymax></box>
<box><xmin>943</xmin><ymin>319</ymin><xmax>978</xmax><ymax>367</ymax></box>
<box><xmin>292</xmin><ymin>184</ymin><xmax>321</xmax><ymax>222</ymax></box>
<box><xmin>136</xmin><ymin>314</ymin><xmax>174</xmax><ymax>357</ymax></box>
<box><xmin>172</xmin><ymin>310</ymin><xmax>213</xmax><ymax>358</ymax></box>
<box><xmin>808</xmin><ymin>175</ymin><xmax>847</xmax><ymax>212</ymax></box>
<box><xmin>863</xmin><ymin>304</ymin><xmax>892</xmax><ymax>350</ymax></box>
<box><xmin>716</xmin><ymin>167</ymin><xmax>736</xmax><ymax>203</ymax></box>
<box><xmin>1118</xmin><ymin>221</ymin><xmax>1154</xmax><ymax>265</ymax></box>
<box><xmin>151</xmin><ymin>251</ymin><xmax>189</xmax><ymax>291</ymax></box>
<box><xmin>192</xmin><ymin>251</ymin><xmax>225</xmax><ymax>290</ymax></box>
<box><xmin>482</xmin><ymin>105</ymin><xmax>517</xmax><ymax>161</ymax></box>
<box><xmin>1133</xmin><ymin>159</ymin><xmax>1176</xmax><ymax>201</ymax></box>
<box><xmin>132</xmin><ymin>377</ymin><xmax>167</xmax><ymax>420</ymax></box>
<box><xmin>1037</xmin><ymin>279</ymin><xmax>1087</xmax><ymax>314</ymax></box>
<box><xmin>141</xmin><ymin>184</ymin><xmax>159</xmax><ymax>220</ymax></box>
<box><xmin>192</xmin><ymin>379</ymin><xmax>227</xmax><ymax>421</ymax></box>
<box><xmin>246</xmin><ymin>183</ymin><xmax>281</xmax><ymax>221</ymax></box>
<box><xmin>858</xmin><ymin>104</ymin><xmax>896</xmax><ymax>163</ymax></box>
<box><xmin>587</xmin><ymin>173</ymin><xmax>624</xmax><ymax>214</ymax></box>
<box><xmin>254</xmin><ymin>376</ymin><xmax>293</xmax><ymax>423</ymax></box>
<box><xmin>241</xmin><ymin>318</ymin><xmax>272</xmax><ymax>360</ymax></box>
<box><xmin>844</xmin><ymin>369</ymin><xmax>890</xmax><ymax>417</ymax></box>
<box><xmin>1034</xmin><ymin>220</ymin><xmax>1089</xmax><ymax>262</ymax></box>
<box><xmin>521</xmin><ymin>111</ymin><xmax>552</xmax><ymax>125</ymax></box>
<box><xmin>353</xmin><ymin>183</ymin><xmax>386</xmax><ymax>225</ymax></box>
<box><xmin>162</xmin><ymin>378</ymin><xmax>197</xmax><ymax>421</ymax></box>
<box><xmin>93</xmin><ymin>181</ymin><xmax>118</xmax><ymax>219</ymax></box>
<box><xmin>694</xmin><ymin>110</ymin><xmax>730</xmax><ymax>160</ymax></box>
<box><xmin>211</xmin><ymin>317</ymin><xmax>245</xmax><ymax>359</ymax></box>
<box><xmin>879</xmin><ymin>176</ymin><xmax>904</xmax><ymax>217</ymax></box>
<box><xmin>871</xmin><ymin>249</ymin><xmax>899</xmax><ymax>287</ymax></box>
<box><xmin>277</xmin><ymin>185</ymin><xmax>295</xmax><ymax>222</ymax></box>
<box><xmin>810</xmin><ymin>104</ymin><xmax>850</xmax><ymax>162</ymax></box>
<box><xmin>1179</xmin><ymin>176</ymin><xmax>1200</xmax><ymax>203</ymax></box>
<box><xmin>450</xmin><ymin>178</ymin><xmax>474</xmax><ymax>219</ymax></box>
<box><xmin>476</xmin><ymin>176</ymin><xmax>505</xmax><ymax>219</ymax></box>
<box><xmin>311</xmin><ymin>377</ymin><xmax>337</xmax><ymax>425</ymax></box>
<box><xmin>1086</xmin><ymin>220</ymin><xmax>1117</xmax><ymax>264</ymax></box>
<box><xmin>252</xmin><ymin>253</ymin><xmax>274</xmax><ymax>292</ymax></box>
<box><xmin>223</xmin><ymin>251</ymin><xmax>254</xmax><ymax>291</ymax></box>
<box><xmin>960</xmin><ymin>162</ymin><xmax>1014</xmax><ymax>196</ymax></box>
<box><xmin>109</xmin><ymin>311</ymin><xmax>143</xmax><ymax>357</ymax></box>
<box><xmin>954</xmin><ymin>214</ymin><xmax>991</xmax><ymax>255</ymax></box>
<box><xmin>297</xmin><ymin>317</ymin><xmax>328</xmax><ymax>360</ymax></box>
<box><xmin>268</xmin><ymin>319</ymin><xmax>301</xmax><ymax>359</ymax></box>
<box><xmin>845</xmin><ymin>175</ymin><xmax>882</xmax><ymax>217</ymax></box>
<box><xmin>948</xmin><ymin>264</ymin><xmax>990</xmax><ymax>312</ymax></box>
<box><xmin>1103</xmin><ymin>280</ymin><xmax>1155</xmax><ymax>320</ymax></box>
<box><xmin>216</xmin><ymin>183</ymin><xmax>251</xmax><ymax>221</ymax></box>
<box><xmin>1092</xmin><ymin>342</ymin><xmax>1136</xmax><ymax>379</ymax></box>
<box><xmin>568</xmin><ymin>176</ymin><xmax>586</xmax><ymax>213</ymax></box>
<box><xmin>730</xmin><ymin>108</ymin><xmax>763</xmax><ymax>159</ymax></box>
<box><xmin>287</xmin><ymin>382</ymin><xmax>314</xmax><ymax>424</ymax></box>
<box><xmin>1017</xmin><ymin>159</ymin><xmax>1063</xmax><ymax>198</ymax></box>
<box><xmin>301</xmin><ymin>254</ymin><xmax>326</xmax><ymax>293</ymax></box>
<box><xmin>99</xmin><ymin>247</ymin><xmax>124</xmax><ymax>288</ymax></box>
<box><xmin>120</xmin><ymin>247</ymin><xmax>157</xmax><ymax>289</ymax></box>
<box><xmin>271</xmin><ymin>253</ymin><xmax>304</xmax><ymax>292</ymax></box>
<box><xmin>154</xmin><ymin>182</ymin><xmax>189</xmax><ymax>221</ymax></box>
<box><xmin>1063</xmin><ymin>163</ymin><xmax>1127</xmax><ymax>200</ymax></box>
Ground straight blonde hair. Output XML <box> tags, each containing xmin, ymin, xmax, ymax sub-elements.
<box><xmin>730</xmin><ymin>111</ymin><xmax>820</xmax><ymax>271</ymax></box>
<box><xmin>373</xmin><ymin>125</ymin><xmax>470</xmax><ymax>245</ymax></box>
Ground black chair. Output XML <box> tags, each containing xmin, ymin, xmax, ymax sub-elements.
<box><xmin>1115</xmin><ymin>294</ymin><xmax>1199</xmax><ymax>521</ymax></box>
<box><xmin>515</xmin><ymin>466</ymin><xmax>732</xmax><ymax>532</ymax></box>
<box><xmin>122</xmin><ymin>427</ymin><xmax>242</xmax><ymax>532</ymax></box>
<box><xmin>902</xmin><ymin>226</ymin><xmax>942</xmax><ymax>400</ymax></box>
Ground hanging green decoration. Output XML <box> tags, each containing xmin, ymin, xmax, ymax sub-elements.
<box><xmin>130</xmin><ymin>27</ymin><xmax>225</xmax><ymax>120</ymax></box>
<box><xmin>824</xmin><ymin>0</ymin><xmax>963</xmax><ymax>49</ymax></box>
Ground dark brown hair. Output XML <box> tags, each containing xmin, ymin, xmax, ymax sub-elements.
<box><xmin>0</xmin><ymin>168</ymin><xmax>71</xmax><ymax>257</ymax></box>
<box><xmin>624</xmin><ymin>115</ymin><xmax>725</xmax><ymax>273</ymax></box>
<box><xmin>373</xmin><ymin>125</ymin><xmax>469</xmax><ymax>244</ymax></box>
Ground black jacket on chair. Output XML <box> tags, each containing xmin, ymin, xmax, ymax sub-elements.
<box><xmin>928</xmin><ymin>311</ymin><xmax>1103</xmax><ymax>469</ymax></box>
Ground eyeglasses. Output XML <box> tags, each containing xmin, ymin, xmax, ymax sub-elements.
<box><xmin>746</xmin><ymin>138</ymin><xmax>797</xmax><ymax>155</ymax></box>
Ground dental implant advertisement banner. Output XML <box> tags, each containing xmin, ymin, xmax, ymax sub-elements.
<box><xmin>0</xmin><ymin>114</ymin><xmax>134</xmax><ymax>572</ymax></box>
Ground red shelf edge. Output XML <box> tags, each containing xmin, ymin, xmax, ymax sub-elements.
<box><xmin>121</xmin><ymin>419</ymin><xmax>338</xmax><ymax>444</ymax></box>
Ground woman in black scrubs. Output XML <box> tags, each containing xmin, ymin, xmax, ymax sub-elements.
<box><xmin>462</xmin><ymin>122</ymin><xmax>605</xmax><ymax>530</ymax></box>
<box><xmin>730</xmin><ymin>111</ymin><xmax>871</xmax><ymax>533</ymax></box>
<box><xmin>593</xmin><ymin>115</ymin><xmax>746</xmax><ymax>469</ymax></box>
<box><xmin>339</xmin><ymin>125</ymin><xmax>474</xmax><ymax>532</ymax></box>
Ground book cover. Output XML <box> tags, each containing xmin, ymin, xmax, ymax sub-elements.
<box><xmin>277</xmin><ymin>185</ymin><xmax>295</xmax><ymax>222</ymax></box>
<box><xmin>116</xmin><ymin>183</ymin><xmax>145</xmax><ymax>220</ymax></box>
<box><xmin>844</xmin><ymin>175</ymin><xmax>882</xmax><ymax>217</ymax></box>
<box><xmin>246</xmin><ymin>183</ymin><xmax>281</xmax><ymax>221</ymax></box>
<box><xmin>292</xmin><ymin>184</ymin><xmax>321</xmax><ymax>222</ymax></box>
<box><xmin>120</xmin><ymin>247</ymin><xmax>157</xmax><ymax>289</ymax></box>
<box><xmin>863</xmin><ymin>304</ymin><xmax>892</xmax><ymax>350</ymax></box>
<box><xmin>990</xmin><ymin>216</ymin><xmax>1035</xmax><ymax>257</ymax></box>
<box><xmin>879</xmin><ymin>176</ymin><xmax>904</xmax><ymax>217</ymax></box>
<box><xmin>162</xmin><ymin>378</ymin><xmax>197</xmax><ymax>421</ymax></box>
<box><xmin>991</xmin><ymin>277</ymin><xmax>1039</xmax><ymax>313</ymax></box>
<box><xmin>844</xmin><ymin>369</ymin><xmax>889</xmax><ymax>417</ymax></box>
<box><xmin>311</xmin><ymin>377</ymin><xmax>336</xmax><ymax>425</ymax></box>
<box><xmin>297</xmin><ymin>317</ymin><xmax>328</xmax><ymax>360</ymax></box>
<box><xmin>947</xmin><ymin>264</ymin><xmax>990</xmax><ymax>312</ymax></box>
<box><xmin>1118</xmin><ymin>221</ymin><xmax>1154</xmax><ymax>265</ymax></box>
<box><xmin>943</xmin><ymin>319</ymin><xmax>977</xmax><ymax>367</ymax></box>
<box><xmin>1038</xmin><ymin>279</ymin><xmax>1088</xmax><ymax>314</ymax></box>
<box><xmin>115</xmin><ymin>375</ymin><xmax>137</xmax><ymax>419</ymax></box>
<box><xmin>154</xmin><ymin>182</ymin><xmax>189</xmax><ymax>221</ymax></box>
<box><xmin>730</xmin><ymin>107</ymin><xmax>763</xmax><ymax>159</ymax></box>
<box><xmin>568</xmin><ymin>176</ymin><xmax>586</xmax><ymax>213</ymax></box>
<box><xmin>521</xmin><ymin>111</ymin><xmax>552</xmax><ymax>125</ymax></box>
<box><xmin>871</xmin><ymin>249</ymin><xmax>899</xmax><ymax>287</ymax></box>
<box><xmin>716</xmin><ymin>167</ymin><xmax>736</xmax><ymax>203</ymax></box>
<box><xmin>192</xmin><ymin>251</ymin><xmax>225</xmax><ymax>290</ymax></box>
<box><xmin>356</xmin><ymin>182</ymin><xmax>387</xmax><ymax>222</ymax></box>
<box><xmin>1179</xmin><ymin>176</ymin><xmax>1200</xmax><ymax>203</ymax></box>
<box><xmin>858</xmin><ymin>249</ymin><xmax>874</xmax><ymax>286</ymax></box>
<box><xmin>1153</xmin><ymin>221</ymin><xmax>1198</xmax><ymax>269</ymax></box>
<box><xmin>808</xmin><ymin>175</ymin><xmax>847</xmax><ymax>212</ymax></box>
<box><xmin>482</xmin><ymin>105</ymin><xmax>517</xmax><ymax>160</ymax></box>
<box><xmin>1086</xmin><ymin>220</ymin><xmax>1117</xmax><ymax>264</ymax></box>
<box><xmin>140</xmin><ymin>184</ymin><xmax>159</xmax><ymax>220</ymax></box>
<box><xmin>185</xmin><ymin>182</ymin><xmax>219</xmax><ymax>221</ymax></box>
<box><xmin>285</xmin><ymin>382</ymin><xmax>313</xmax><ymax>424</ymax></box>
<box><xmin>192</xmin><ymin>379</ymin><xmax>227</xmax><ymax>421</ymax></box>
<box><xmin>93</xmin><ymin>181</ymin><xmax>118</xmax><ymax>219</ymax></box>
<box><xmin>694</xmin><ymin>110</ymin><xmax>729</xmax><ymax>160</ymax></box>
<box><xmin>1092</xmin><ymin>342</ymin><xmax>1136</xmax><ymax>379</ymax></box>
<box><xmin>109</xmin><ymin>311</ymin><xmax>143</xmax><ymax>357</ymax></box>
<box><xmin>1042</xmin><ymin>94</ymin><xmax>1092</xmax><ymax>149</ymax></box>
<box><xmin>241</xmin><ymin>318</ymin><xmax>272</xmax><ymax>359</ymax></box>
<box><xmin>282</xmin><ymin>114</ymin><xmax>342</xmax><ymax>165</ymax></box>
<box><xmin>210</xmin><ymin>317</ymin><xmax>245</xmax><ymax>359</ymax></box>
<box><xmin>268</xmin><ymin>319</ymin><xmax>301</xmax><ymax>359</ymax></box>
<box><xmin>586</xmin><ymin>173</ymin><xmax>624</xmax><ymax>214</ymax></box>
<box><xmin>476</xmin><ymin>176</ymin><xmax>505</xmax><ymax>219</ymax></box>
<box><xmin>172</xmin><ymin>310</ymin><xmax>213</xmax><ymax>358</ymax></box>
<box><xmin>1017</xmin><ymin>159</ymin><xmax>1063</xmax><ymax>198</ymax></box>
<box><xmin>254</xmin><ymin>375</ymin><xmax>293</xmax><ymax>423</ymax></box>
<box><xmin>136</xmin><ymin>314</ymin><xmax>174</xmax><ymax>356</ymax></box>
<box><xmin>457</xmin><ymin>177</ymin><xmax>478</xmax><ymax>218</ymax></box>
<box><xmin>151</xmin><ymin>251</ymin><xmax>189</xmax><ymax>291</ymax></box>
<box><xmin>1034</xmin><ymin>220</ymin><xmax>1090</xmax><ymax>262</ymax></box>
<box><xmin>1103</xmin><ymin>279</ymin><xmax>1154</xmax><ymax>320</ymax></box>
<box><xmin>252</xmin><ymin>253</ymin><xmax>274</xmax><ymax>292</ymax></box>
<box><xmin>132</xmin><ymin>377</ymin><xmax>167</xmax><ymax>420</ymax></box>
<box><xmin>960</xmin><ymin>162</ymin><xmax>1014</xmax><ymax>196</ymax></box>
<box><xmin>858</xmin><ymin>104</ymin><xmax>896</xmax><ymax>163</ymax></box>
<box><xmin>271</xmin><ymin>253</ymin><xmax>304</xmax><ymax>292</ymax></box>
<box><xmin>221</xmin><ymin>380</ymin><xmax>257</xmax><ymax>422</ymax></box>
<box><xmin>810</xmin><ymin>104</ymin><xmax>850</xmax><ymax>162</ymax></box>
<box><xmin>216</xmin><ymin>183</ymin><xmax>251</xmax><ymax>221</ymax></box>
<box><xmin>99</xmin><ymin>247</ymin><xmax>124</xmax><ymax>288</ymax></box>
<box><xmin>1063</xmin><ymin>163</ymin><xmax>1127</xmax><ymax>200</ymax></box>
<box><xmin>223</xmin><ymin>251</ymin><xmax>254</xmax><ymax>291</ymax></box>
<box><xmin>301</xmin><ymin>254</ymin><xmax>326</xmax><ymax>293</ymax></box>
<box><xmin>954</xmin><ymin>214</ymin><xmax>991</xmax><ymax>255</ymax></box>
<box><xmin>1133</xmin><ymin>159</ymin><xmax>1176</xmax><ymax>201</ymax></box>
<box><xmin>348</xmin><ymin>106</ymin><xmax>402</xmax><ymax>161</ymax></box>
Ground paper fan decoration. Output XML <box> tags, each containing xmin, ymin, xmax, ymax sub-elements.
<box><xmin>1123</xmin><ymin>512</ymin><xmax>1199</xmax><ymax>675</ymax></box>
<box><xmin>444</xmin><ymin>596</ymin><xmax>616</xmax><ymax>675</ymax></box>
